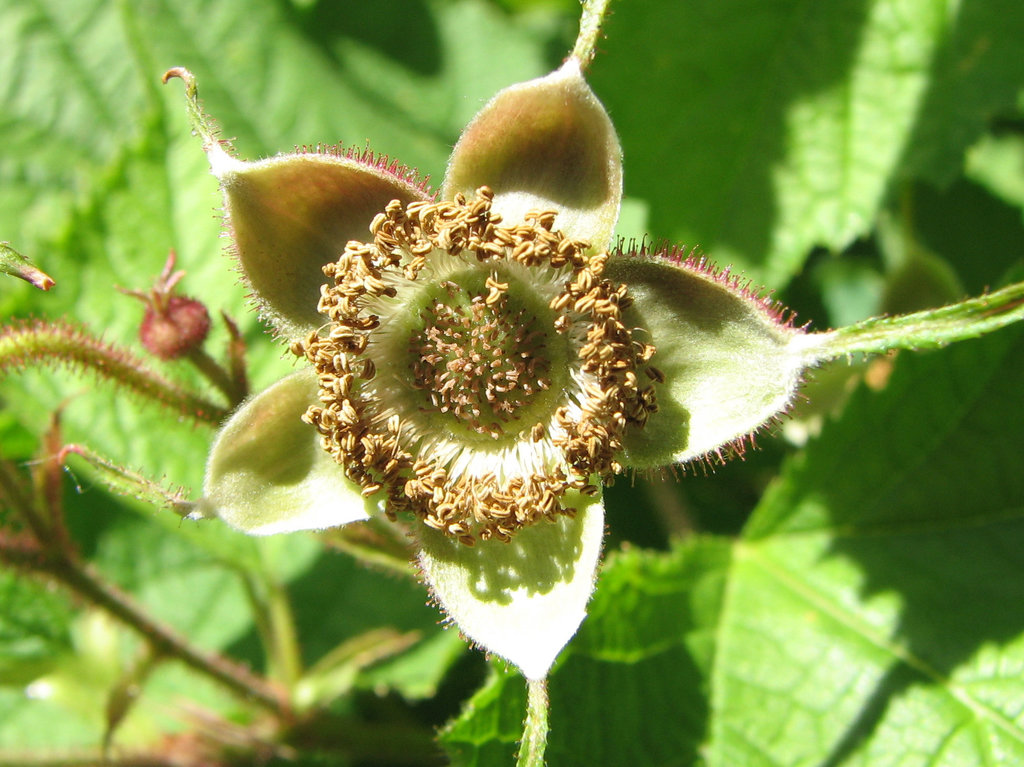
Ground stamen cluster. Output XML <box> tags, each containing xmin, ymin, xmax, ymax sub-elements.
<box><xmin>409</xmin><ymin>288</ymin><xmax>551</xmax><ymax>438</ymax></box>
<box><xmin>296</xmin><ymin>188</ymin><xmax>658</xmax><ymax>544</ymax></box>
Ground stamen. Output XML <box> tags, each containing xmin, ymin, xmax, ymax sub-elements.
<box><xmin>297</xmin><ymin>188</ymin><xmax>657</xmax><ymax>543</ymax></box>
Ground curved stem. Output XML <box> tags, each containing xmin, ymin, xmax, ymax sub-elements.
<box><xmin>516</xmin><ymin>677</ymin><xmax>550</xmax><ymax>767</ymax></box>
<box><xmin>0</xmin><ymin>319</ymin><xmax>228</xmax><ymax>424</ymax></box>
<box><xmin>572</xmin><ymin>0</ymin><xmax>614</xmax><ymax>70</ymax></box>
<box><xmin>161</xmin><ymin>67</ymin><xmax>221</xmax><ymax>152</ymax></box>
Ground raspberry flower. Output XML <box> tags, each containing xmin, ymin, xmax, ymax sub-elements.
<box><xmin>168</xmin><ymin>4</ymin><xmax>1024</xmax><ymax>698</ymax></box>
<box><xmin>161</xmin><ymin>27</ymin><xmax>794</xmax><ymax>681</ymax></box>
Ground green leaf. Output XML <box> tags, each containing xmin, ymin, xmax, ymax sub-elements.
<box><xmin>711</xmin><ymin>325</ymin><xmax>1024</xmax><ymax>765</ymax></box>
<box><xmin>355</xmin><ymin>630</ymin><xmax>467</xmax><ymax>702</ymax></box>
<box><xmin>447</xmin><ymin>324</ymin><xmax>1024</xmax><ymax>766</ymax></box>
<box><xmin>0</xmin><ymin>572</ymin><xmax>74</xmax><ymax>686</ymax></box>
<box><xmin>593</xmin><ymin>0</ymin><xmax>1024</xmax><ymax>286</ymax></box>
<box><xmin>966</xmin><ymin>133</ymin><xmax>1024</xmax><ymax>217</ymax></box>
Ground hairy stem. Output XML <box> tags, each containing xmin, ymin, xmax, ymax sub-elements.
<box><xmin>161</xmin><ymin>68</ymin><xmax>221</xmax><ymax>152</ymax></box>
<box><xmin>799</xmin><ymin>279</ymin><xmax>1024</xmax><ymax>363</ymax></box>
<box><xmin>516</xmin><ymin>677</ymin><xmax>550</xmax><ymax>767</ymax></box>
<box><xmin>0</xmin><ymin>319</ymin><xmax>228</xmax><ymax>424</ymax></box>
<box><xmin>59</xmin><ymin>444</ymin><xmax>191</xmax><ymax>513</ymax></box>
<box><xmin>572</xmin><ymin>0</ymin><xmax>614</xmax><ymax>69</ymax></box>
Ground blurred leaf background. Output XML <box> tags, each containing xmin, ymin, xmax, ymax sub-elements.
<box><xmin>1</xmin><ymin>0</ymin><xmax>1023</xmax><ymax>765</ymax></box>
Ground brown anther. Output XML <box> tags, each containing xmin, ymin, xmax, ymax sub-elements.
<box><xmin>304</xmin><ymin>188</ymin><xmax>657</xmax><ymax>544</ymax></box>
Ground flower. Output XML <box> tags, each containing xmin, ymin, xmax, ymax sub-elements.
<box><xmin>169</xmin><ymin>31</ymin><xmax>810</xmax><ymax>682</ymax></box>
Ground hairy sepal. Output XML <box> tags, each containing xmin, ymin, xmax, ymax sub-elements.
<box><xmin>417</xmin><ymin>492</ymin><xmax>605</xmax><ymax>681</ymax></box>
<box><xmin>442</xmin><ymin>60</ymin><xmax>622</xmax><ymax>249</ymax></box>
<box><xmin>213</xmin><ymin>148</ymin><xmax>430</xmax><ymax>342</ymax></box>
<box><xmin>606</xmin><ymin>251</ymin><xmax>807</xmax><ymax>468</ymax></box>
<box><xmin>200</xmin><ymin>369</ymin><xmax>376</xmax><ymax>534</ymax></box>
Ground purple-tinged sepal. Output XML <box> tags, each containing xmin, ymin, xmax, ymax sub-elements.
<box><xmin>163</xmin><ymin>68</ymin><xmax>431</xmax><ymax>343</ymax></box>
<box><xmin>442</xmin><ymin>59</ymin><xmax>622</xmax><ymax>249</ymax></box>
<box><xmin>607</xmin><ymin>246</ymin><xmax>810</xmax><ymax>469</ymax></box>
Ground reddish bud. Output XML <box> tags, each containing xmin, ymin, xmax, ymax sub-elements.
<box><xmin>139</xmin><ymin>294</ymin><xmax>211</xmax><ymax>360</ymax></box>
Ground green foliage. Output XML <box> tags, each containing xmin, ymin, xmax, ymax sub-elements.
<box><xmin>593</xmin><ymin>0</ymin><xmax>1024</xmax><ymax>286</ymax></box>
<box><xmin>1</xmin><ymin>0</ymin><xmax>1022</xmax><ymax>765</ymax></box>
<box><xmin>445</xmin><ymin>326</ymin><xmax>1024</xmax><ymax>766</ymax></box>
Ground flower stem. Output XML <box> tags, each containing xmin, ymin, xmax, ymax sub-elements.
<box><xmin>799</xmin><ymin>279</ymin><xmax>1024</xmax><ymax>364</ymax></box>
<box><xmin>516</xmin><ymin>677</ymin><xmax>550</xmax><ymax>767</ymax></box>
<box><xmin>186</xmin><ymin>345</ymin><xmax>247</xmax><ymax>408</ymax></box>
<box><xmin>572</xmin><ymin>0</ymin><xmax>614</xmax><ymax>69</ymax></box>
<box><xmin>0</xmin><ymin>319</ymin><xmax>228</xmax><ymax>424</ymax></box>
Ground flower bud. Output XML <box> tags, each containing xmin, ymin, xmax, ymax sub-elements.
<box><xmin>122</xmin><ymin>250</ymin><xmax>212</xmax><ymax>360</ymax></box>
<box><xmin>139</xmin><ymin>294</ymin><xmax>211</xmax><ymax>360</ymax></box>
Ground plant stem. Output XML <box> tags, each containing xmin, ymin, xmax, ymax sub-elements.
<box><xmin>572</xmin><ymin>0</ymin><xmax>614</xmax><ymax>69</ymax></box>
<box><xmin>242</xmin><ymin>571</ymin><xmax>303</xmax><ymax>689</ymax></box>
<box><xmin>0</xmin><ymin>460</ymin><xmax>53</xmax><ymax>546</ymax></box>
<box><xmin>43</xmin><ymin>556</ymin><xmax>290</xmax><ymax>717</ymax></box>
<box><xmin>799</xmin><ymin>279</ymin><xmax>1024</xmax><ymax>364</ymax></box>
<box><xmin>516</xmin><ymin>677</ymin><xmax>550</xmax><ymax>767</ymax></box>
<box><xmin>0</xmin><ymin>319</ymin><xmax>228</xmax><ymax>424</ymax></box>
<box><xmin>0</xmin><ymin>459</ymin><xmax>286</xmax><ymax>714</ymax></box>
<box><xmin>186</xmin><ymin>346</ymin><xmax>246</xmax><ymax>408</ymax></box>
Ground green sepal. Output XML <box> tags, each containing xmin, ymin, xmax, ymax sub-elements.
<box><xmin>607</xmin><ymin>253</ymin><xmax>808</xmax><ymax>468</ymax></box>
<box><xmin>199</xmin><ymin>369</ymin><xmax>377</xmax><ymax>534</ymax></box>
<box><xmin>213</xmin><ymin>149</ymin><xmax>430</xmax><ymax>342</ymax></box>
<box><xmin>442</xmin><ymin>60</ymin><xmax>622</xmax><ymax>250</ymax></box>
<box><xmin>417</xmin><ymin>492</ymin><xmax>605</xmax><ymax>681</ymax></box>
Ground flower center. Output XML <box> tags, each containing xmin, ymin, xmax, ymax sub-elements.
<box><xmin>297</xmin><ymin>187</ymin><xmax>658</xmax><ymax>544</ymax></box>
<box><xmin>409</xmin><ymin>282</ymin><xmax>552</xmax><ymax>439</ymax></box>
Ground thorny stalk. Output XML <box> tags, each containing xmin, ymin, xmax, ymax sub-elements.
<box><xmin>0</xmin><ymin>320</ymin><xmax>228</xmax><ymax>424</ymax></box>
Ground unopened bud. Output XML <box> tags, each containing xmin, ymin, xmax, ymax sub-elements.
<box><xmin>139</xmin><ymin>294</ymin><xmax>211</xmax><ymax>360</ymax></box>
